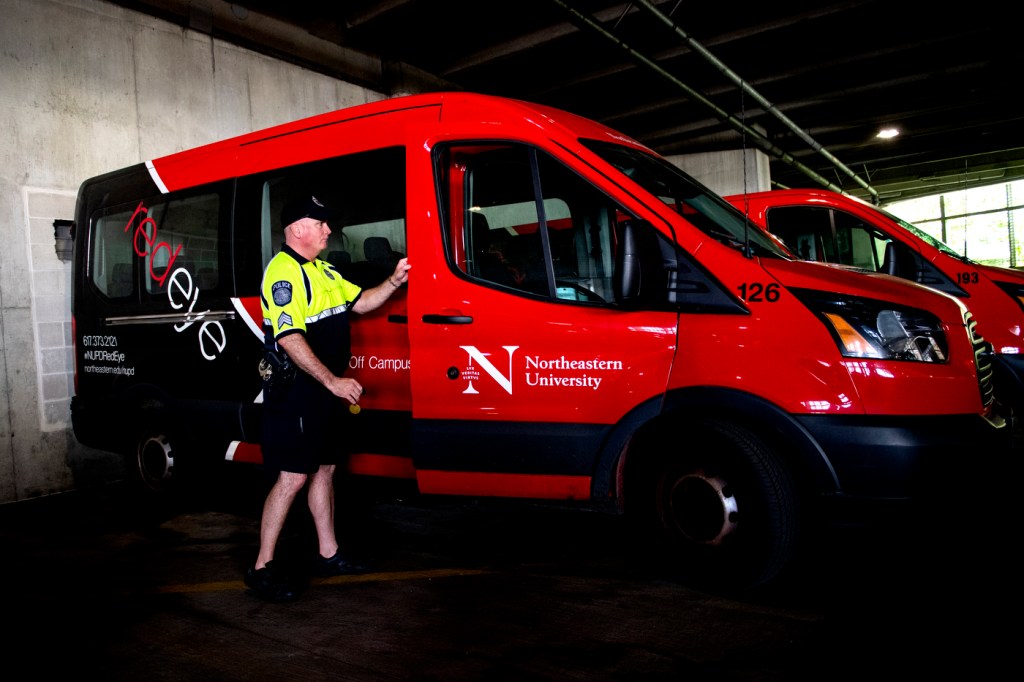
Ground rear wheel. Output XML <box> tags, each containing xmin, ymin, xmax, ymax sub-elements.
<box><xmin>126</xmin><ymin>409</ymin><xmax>212</xmax><ymax>499</ymax></box>
<box><xmin>630</xmin><ymin>418</ymin><xmax>801</xmax><ymax>592</ymax></box>
<box><xmin>133</xmin><ymin>431</ymin><xmax>175</xmax><ymax>494</ymax></box>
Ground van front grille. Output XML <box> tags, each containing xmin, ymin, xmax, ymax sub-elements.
<box><xmin>966</xmin><ymin>311</ymin><xmax>995</xmax><ymax>408</ymax></box>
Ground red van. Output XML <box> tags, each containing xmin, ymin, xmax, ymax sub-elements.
<box><xmin>726</xmin><ymin>188</ymin><xmax>1024</xmax><ymax>423</ymax></box>
<box><xmin>71</xmin><ymin>93</ymin><xmax>1007</xmax><ymax>590</ymax></box>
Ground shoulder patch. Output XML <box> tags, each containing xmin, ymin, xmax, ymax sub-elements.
<box><xmin>272</xmin><ymin>280</ymin><xmax>293</xmax><ymax>306</ymax></box>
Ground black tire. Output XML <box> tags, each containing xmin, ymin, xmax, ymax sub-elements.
<box><xmin>630</xmin><ymin>418</ymin><xmax>800</xmax><ymax>592</ymax></box>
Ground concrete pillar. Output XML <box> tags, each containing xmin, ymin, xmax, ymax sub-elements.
<box><xmin>665</xmin><ymin>148</ymin><xmax>771</xmax><ymax>197</ymax></box>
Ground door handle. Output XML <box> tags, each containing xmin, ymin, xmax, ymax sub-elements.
<box><xmin>422</xmin><ymin>314</ymin><xmax>473</xmax><ymax>324</ymax></box>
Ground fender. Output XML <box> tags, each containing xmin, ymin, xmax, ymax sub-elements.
<box><xmin>591</xmin><ymin>386</ymin><xmax>840</xmax><ymax>502</ymax></box>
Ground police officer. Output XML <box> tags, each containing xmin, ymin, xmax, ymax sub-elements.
<box><xmin>245</xmin><ymin>194</ymin><xmax>410</xmax><ymax>603</ymax></box>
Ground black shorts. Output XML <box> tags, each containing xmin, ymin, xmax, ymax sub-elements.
<box><xmin>261</xmin><ymin>376</ymin><xmax>351</xmax><ymax>474</ymax></box>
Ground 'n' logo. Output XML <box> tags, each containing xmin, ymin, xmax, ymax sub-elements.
<box><xmin>459</xmin><ymin>345</ymin><xmax>519</xmax><ymax>395</ymax></box>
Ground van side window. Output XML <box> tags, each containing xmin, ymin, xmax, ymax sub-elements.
<box><xmin>252</xmin><ymin>147</ymin><xmax>406</xmax><ymax>289</ymax></box>
<box><xmin>88</xmin><ymin>190</ymin><xmax>222</xmax><ymax>300</ymax></box>
<box><xmin>764</xmin><ymin>206</ymin><xmax>843</xmax><ymax>263</ymax></box>
<box><xmin>437</xmin><ymin>143</ymin><xmax>620</xmax><ymax>303</ymax></box>
<box><xmin>142</xmin><ymin>193</ymin><xmax>221</xmax><ymax>296</ymax></box>
<box><xmin>766</xmin><ymin>205</ymin><xmax>890</xmax><ymax>272</ymax></box>
<box><xmin>89</xmin><ymin>212</ymin><xmax>136</xmax><ymax>299</ymax></box>
<box><xmin>831</xmin><ymin>211</ymin><xmax>888</xmax><ymax>271</ymax></box>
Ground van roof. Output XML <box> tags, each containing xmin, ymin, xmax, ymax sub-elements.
<box><xmin>147</xmin><ymin>92</ymin><xmax>652</xmax><ymax>193</ymax></box>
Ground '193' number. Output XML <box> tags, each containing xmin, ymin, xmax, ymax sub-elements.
<box><xmin>737</xmin><ymin>282</ymin><xmax>780</xmax><ymax>302</ymax></box>
<box><xmin>957</xmin><ymin>272</ymin><xmax>979</xmax><ymax>285</ymax></box>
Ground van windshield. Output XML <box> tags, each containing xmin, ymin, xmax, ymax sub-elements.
<box><xmin>877</xmin><ymin>206</ymin><xmax>964</xmax><ymax>259</ymax></box>
<box><xmin>582</xmin><ymin>140</ymin><xmax>791</xmax><ymax>259</ymax></box>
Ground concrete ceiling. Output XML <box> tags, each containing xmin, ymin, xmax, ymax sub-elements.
<box><xmin>112</xmin><ymin>0</ymin><xmax>1024</xmax><ymax>204</ymax></box>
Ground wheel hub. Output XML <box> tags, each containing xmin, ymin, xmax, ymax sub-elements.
<box><xmin>666</xmin><ymin>470</ymin><xmax>739</xmax><ymax>546</ymax></box>
<box><xmin>136</xmin><ymin>434</ymin><xmax>174</xmax><ymax>490</ymax></box>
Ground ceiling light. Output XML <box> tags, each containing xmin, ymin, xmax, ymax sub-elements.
<box><xmin>876</xmin><ymin>127</ymin><xmax>899</xmax><ymax>140</ymax></box>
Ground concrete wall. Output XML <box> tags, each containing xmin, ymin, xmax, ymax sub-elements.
<box><xmin>0</xmin><ymin>0</ymin><xmax>386</xmax><ymax>504</ymax></box>
<box><xmin>0</xmin><ymin>0</ymin><xmax>757</xmax><ymax>505</ymax></box>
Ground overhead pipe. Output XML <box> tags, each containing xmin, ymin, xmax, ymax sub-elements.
<box><xmin>633</xmin><ymin>0</ymin><xmax>878</xmax><ymax>201</ymax></box>
<box><xmin>547</xmin><ymin>0</ymin><xmax>873</xmax><ymax>200</ymax></box>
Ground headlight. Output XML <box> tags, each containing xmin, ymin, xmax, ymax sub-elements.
<box><xmin>791</xmin><ymin>288</ymin><xmax>948</xmax><ymax>362</ymax></box>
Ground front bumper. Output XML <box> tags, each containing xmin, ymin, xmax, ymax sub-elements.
<box><xmin>796</xmin><ymin>412</ymin><xmax>1012</xmax><ymax>501</ymax></box>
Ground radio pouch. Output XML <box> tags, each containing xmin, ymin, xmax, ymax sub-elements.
<box><xmin>259</xmin><ymin>347</ymin><xmax>296</xmax><ymax>401</ymax></box>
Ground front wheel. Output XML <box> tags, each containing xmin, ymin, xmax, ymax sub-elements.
<box><xmin>630</xmin><ymin>418</ymin><xmax>801</xmax><ymax>592</ymax></box>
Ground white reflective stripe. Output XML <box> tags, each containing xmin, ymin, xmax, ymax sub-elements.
<box><xmin>145</xmin><ymin>160</ymin><xmax>170</xmax><ymax>194</ymax></box>
<box><xmin>225</xmin><ymin>441</ymin><xmax>240</xmax><ymax>461</ymax></box>
<box><xmin>305</xmin><ymin>303</ymin><xmax>350</xmax><ymax>324</ymax></box>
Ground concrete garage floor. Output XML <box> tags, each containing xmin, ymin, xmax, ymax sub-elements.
<box><xmin>1</xmin><ymin>464</ymin><xmax>1016</xmax><ymax>681</ymax></box>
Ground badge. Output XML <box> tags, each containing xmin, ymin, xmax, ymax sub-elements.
<box><xmin>272</xmin><ymin>280</ymin><xmax>293</xmax><ymax>306</ymax></box>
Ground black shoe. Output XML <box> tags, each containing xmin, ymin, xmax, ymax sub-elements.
<box><xmin>245</xmin><ymin>561</ymin><xmax>299</xmax><ymax>602</ymax></box>
<box><xmin>314</xmin><ymin>550</ymin><xmax>371</xmax><ymax>577</ymax></box>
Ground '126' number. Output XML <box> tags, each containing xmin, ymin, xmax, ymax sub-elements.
<box><xmin>737</xmin><ymin>282</ymin><xmax>780</xmax><ymax>302</ymax></box>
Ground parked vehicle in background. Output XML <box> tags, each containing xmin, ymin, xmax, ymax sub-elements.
<box><xmin>70</xmin><ymin>93</ymin><xmax>1008</xmax><ymax>592</ymax></box>
<box><xmin>726</xmin><ymin>188</ymin><xmax>1024</xmax><ymax>424</ymax></box>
